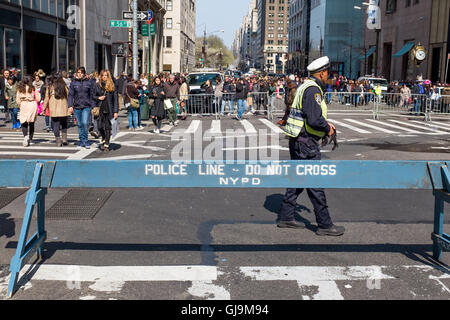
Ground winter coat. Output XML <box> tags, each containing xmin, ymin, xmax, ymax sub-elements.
<box><xmin>179</xmin><ymin>83</ymin><xmax>189</xmax><ymax>101</ymax></box>
<box><xmin>124</xmin><ymin>83</ymin><xmax>140</xmax><ymax>104</ymax></box>
<box><xmin>94</xmin><ymin>82</ymin><xmax>119</xmax><ymax>120</ymax></box>
<box><xmin>16</xmin><ymin>86</ymin><xmax>40</xmax><ymax>123</ymax></box>
<box><xmin>5</xmin><ymin>83</ymin><xmax>18</xmax><ymax>109</ymax></box>
<box><xmin>68</xmin><ymin>77</ymin><xmax>95</xmax><ymax>109</ymax></box>
<box><xmin>0</xmin><ymin>77</ymin><xmax>6</xmax><ymax>107</ymax></box>
<box><xmin>235</xmin><ymin>82</ymin><xmax>249</xmax><ymax>100</ymax></box>
<box><xmin>149</xmin><ymin>84</ymin><xmax>166</xmax><ymax>118</ymax></box>
<box><xmin>43</xmin><ymin>86</ymin><xmax>70</xmax><ymax>117</ymax></box>
<box><xmin>163</xmin><ymin>81</ymin><xmax>180</xmax><ymax>99</ymax></box>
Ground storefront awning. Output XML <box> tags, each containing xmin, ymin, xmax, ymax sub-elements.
<box><xmin>393</xmin><ymin>42</ymin><xmax>415</xmax><ymax>58</ymax></box>
<box><xmin>360</xmin><ymin>46</ymin><xmax>376</xmax><ymax>60</ymax></box>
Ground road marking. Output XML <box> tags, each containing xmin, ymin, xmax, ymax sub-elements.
<box><xmin>328</xmin><ymin>119</ymin><xmax>371</xmax><ymax>134</ymax></box>
<box><xmin>209</xmin><ymin>120</ymin><xmax>221</xmax><ymax>134</ymax></box>
<box><xmin>259</xmin><ymin>119</ymin><xmax>284</xmax><ymax>134</ymax></box>
<box><xmin>344</xmin><ymin>119</ymin><xmax>398</xmax><ymax>134</ymax></box>
<box><xmin>19</xmin><ymin>265</ymin><xmax>218</xmax><ymax>282</ymax></box>
<box><xmin>91</xmin><ymin>154</ymin><xmax>157</xmax><ymax>160</ymax></box>
<box><xmin>241</xmin><ymin>120</ymin><xmax>257</xmax><ymax>134</ymax></box>
<box><xmin>222</xmin><ymin>145</ymin><xmax>289</xmax><ymax>151</ymax></box>
<box><xmin>365</xmin><ymin>119</ymin><xmax>421</xmax><ymax>134</ymax></box>
<box><xmin>0</xmin><ymin>145</ymin><xmax>78</xmax><ymax>151</ymax></box>
<box><xmin>0</xmin><ymin>152</ymin><xmax>71</xmax><ymax>158</ymax></box>
<box><xmin>410</xmin><ymin>120</ymin><xmax>450</xmax><ymax>132</ymax></box>
<box><xmin>388</xmin><ymin>120</ymin><xmax>449</xmax><ymax>134</ymax></box>
<box><xmin>185</xmin><ymin>120</ymin><xmax>201</xmax><ymax>134</ymax></box>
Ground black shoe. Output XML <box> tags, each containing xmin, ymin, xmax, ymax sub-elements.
<box><xmin>316</xmin><ymin>225</ymin><xmax>345</xmax><ymax>237</ymax></box>
<box><xmin>277</xmin><ymin>220</ymin><xmax>306</xmax><ymax>229</ymax></box>
<box><xmin>90</xmin><ymin>131</ymin><xmax>100</xmax><ymax>139</ymax></box>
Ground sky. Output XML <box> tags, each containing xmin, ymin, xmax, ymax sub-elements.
<box><xmin>196</xmin><ymin>0</ymin><xmax>252</xmax><ymax>49</ymax></box>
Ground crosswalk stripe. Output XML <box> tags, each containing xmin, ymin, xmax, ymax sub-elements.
<box><xmin>210</xmin><ymin>120</ymin><xmax>221</xmax><ymax>134</ymax></box>
<box><xmin>365</xmin><ymin>119</ymin><xmax>421</xmax><ymax>134</ymax></box>
<box><xmin>0</xmin><ymin>145</ymin><xmax>78</xmax><ymax>151</ymax></box>
<box><xmin>328</xmin><ymin>119</ymin><xmax>371</xmax><ymax>134</ymax></box>
<box><xmin>185</xmin><ymin>120</ymin><xmax>201</xmax><ymax>134</ymax></box>
<box><xmin>344</xmin><ymin>119</ymin><xmax>398</xmax><ymax>134</ymax></box>
<box><xmin>410</xmin><ymin>120</ymin><xmax>450</xmax><ymax>131</ymax></box>
<box><xmin>259</xmin><ymin>119</ymin><xmax>284</xmax><ymax>134</ymax></box>
<box><xmin>0</xmin><ymin>151</ymin><xmax>71</xmax><ymax>157</ymax></box>
<box><xmin>388</xmin><ymin>120</ymin><xmax>449</xmax><ymax>134</ymax></box>
<box><xmin>241</xmin><ymin>120</ymin><xmax>257</xmax><ymax>134</ymax></box>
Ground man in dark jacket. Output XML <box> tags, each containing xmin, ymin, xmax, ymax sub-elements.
<box><xmin>116</xmin><ymin>72</ymin><xmax>128</xmax><ymax>110</ymax></box>
<box><xmin>68</xmin><ymin>67</ymin><xmax>96</xmax><ymax>149</ymax></box>
<box><xmin>236</xmin><ymin>77</ymin><xmax>249</xmax><ymax>120</ymax></box>
<box><xmin>163</xmin><ymin>74</ymin><xmax>180</xmax><ymax>126</ymax></box>
<box><xmin>0</xmin><ymin>69</ymin><xmax>11</xmax><ymax>123</ymax></box>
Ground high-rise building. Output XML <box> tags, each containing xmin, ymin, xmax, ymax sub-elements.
<box><xmin>256</xmin><ymin>0</ymin><xmax>290</xmax><ymax>74</ymax></box>
<box><xmin>288</xmin><ymin>0</ymin><xmax>365</xmax><ymax>78</ymax></box>
<box><xmin>287</xmin><ymin>0</ymin><xmax>311</xmax><ymax>75</ymax></box>
<box><xmin>235</xmin><ymin>0</ymin><xmax>258</xmax><ymax>70</ymax></box>
<box><xmin>162</xmin><ymin>0</ymin><xmax>196</xmax><ymax>73</ymax></box>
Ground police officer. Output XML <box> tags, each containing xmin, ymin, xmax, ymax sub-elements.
<box><xmin>278</xmin><ymin>56</ymin><xmax>345</xmax><ymax>237</ymax></box>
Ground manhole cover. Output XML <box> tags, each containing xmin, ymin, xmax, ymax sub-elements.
<box><xmin>46</xmin><ymin>189</ymin><xmax>114</xmax><ymax>220</ymax></box>
<box><xmin>0</xmin><ymin>189</ymin><xmax>27</xmax><ymax>210</ymax></box>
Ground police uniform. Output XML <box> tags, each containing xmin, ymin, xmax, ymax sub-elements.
<box><xmin>279</xmin><ymin>56</ymin><xmax>344</xmax><ymax>236</ymax></box>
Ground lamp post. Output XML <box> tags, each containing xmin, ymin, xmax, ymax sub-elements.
<box><xmin>317</xmin><ymin>26</ymin><xmax>323</xmax><ymax>57</ymax></box>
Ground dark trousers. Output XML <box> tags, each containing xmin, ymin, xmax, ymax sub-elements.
<box><xmin>279</xmin><ymin>137</ymin><xmax>333</xmax><ymax>229</ymax></box>
<box><xmin>21</xmin><ymin>122</ymin><xmax>35</xmax><ymax>139</ymax></box>
<box><xmin>51</xmin><ymin>117</ymin><xmax>68</xmax><ymax>138</ymax></box>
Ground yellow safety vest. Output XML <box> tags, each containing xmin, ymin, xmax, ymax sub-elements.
<box><xmin>284</xmin><ymin>80</ymin><xmax>328</xmax><ymax>138</ymax></box>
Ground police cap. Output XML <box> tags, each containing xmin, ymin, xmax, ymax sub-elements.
<box><xmin>307</xmin><ymin>56</ymin><xmax>330</xmax><ymax>74</ymax></box>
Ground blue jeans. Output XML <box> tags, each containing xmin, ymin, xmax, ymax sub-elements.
<box><xmin>74</xmin><ymin>107</ymin><xmax>91</xmax><ymax>144</ymax></box>
<box><xmin>128</xmin><ymin>106</ymin><xmax>138</xmax><ymax>129</ymax></box>
<box><xmin>11</xmin><ymin>108</ymin><xmax>19</xmax><ymax>127</ymax></box>
<box><xmin>221</xmin><ymin>100</ymin><xmax>233</xmax><ymax>114</ymax></box>
<box><xmin>414</xmin><ymin>99</ymin><xmax>421</xmax><ymax>114</ymax></box>
<box><xmin>138</xmin><ymin>104</ymin><xmax>143</xmax><ymax>127</ymax></box>
<box><xmin>237</xmin><ymin>99</ymin><xmax>247</xmax><ymax>118</ymax></box>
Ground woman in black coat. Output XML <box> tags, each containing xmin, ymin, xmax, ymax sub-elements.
<box><xmin>149</xmin><ymin>76</ymin><xmax>166</xmax><ymax>134</ymax></box>
<box><xmin>94</xmin><ymin>70</ymin><xmax>118</xmax><ymax>152</ymax></box>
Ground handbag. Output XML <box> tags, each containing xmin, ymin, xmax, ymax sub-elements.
<box><xmin>92</xmin><ymin>89</ymin><xmax>106</xmax><ymax>117</ymax></box>
<box><xmin>127</xmin><ymin>90</ymin><xmax>140</xmax><ymax>109</ymax></box>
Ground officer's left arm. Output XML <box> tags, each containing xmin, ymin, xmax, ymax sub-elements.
<box><xmin>302</xmin><ymin>87</ymin><xmax>330</xmax><ymax>134</ymax></box>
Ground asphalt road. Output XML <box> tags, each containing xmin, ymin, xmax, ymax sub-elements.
<box><xmin>0</xmin><ymin>108</ymin><xmax>449</xmax><ymax>302</ymax></box>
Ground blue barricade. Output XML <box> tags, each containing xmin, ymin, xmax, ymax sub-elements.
<box><xmin>0</xmin><ymin>160</ymin><xmax>448</xmax><ymax>297</ymax></box>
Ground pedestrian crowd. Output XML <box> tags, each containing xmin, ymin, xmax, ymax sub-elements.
<box><xmin>1</xmin><ymin>67</ymin><xmax>450</xmax><ymax>151</ymax></box>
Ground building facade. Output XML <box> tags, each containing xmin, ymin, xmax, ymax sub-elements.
<box><xmin>362</xmin><ymin>0</ymin><xmax>449</xmax><ymax>82</ymax></box>
<box><xmin>287</xmin><ymin>0</ymin><xmax>311</xmax><ymax>76</ymax></box>
<box><xmin>0</xmin><ymin>0</ymin><xmax>84</xmax><ymax>76</ymax></box>
<box><xmin>235</xmin><ymin>0</ymin><xmax>258</xmax><ymax>70</ymax></box>
<box><xmin>288</xmin><ymin>0</ymin><xmax>364</xmax><ymax>78</ymax></box>
<box><xmin>256</xmin><ymin>0</ymin><xmax>290</xmax><ymax>74</ymax></box>
<box><xmin>161</xmin><ymin>0</ymin><xmax>196</xmax><ymax>74</ymax></box>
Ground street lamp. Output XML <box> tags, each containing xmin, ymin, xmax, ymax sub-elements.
<box><xmin>316</xmin><ymin>26</ymin><xmax>323</xmax><ymax>57</ymax></box>
<box><xmin>202</xmin><ymin>29</ymin><xmax>225</xmax><ymax>68</ymax></box>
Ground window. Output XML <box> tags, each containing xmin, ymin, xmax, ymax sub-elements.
<box><xmin>166</xmin><ymin>0</ymin><xmax>172</xmax><ymax>11</ymax></box>
<box><xmin>166</xmin><ymin>36</ymin><xmax>172</xmax><ymax>48</ymax></box>
<box><xmin>166</xmin><ymin>18</ymin><xmax>172</xmax><ymax>29</ymax></box>
<box><xmin>386</xmin><ymin>0</ymin><xmax>397</xmax><ymax>13</ymax></box>
<box><xmin>5</xmin><ymin>28</ymin><xmax>21</xmax><ymax>70</ymax></box>
<box><xmin>58</xmin><ymin>38</ymin><xmax>67</xmax><ymax>71</ymax></box>
<box><xmin>0</xmin><ymin>27</ymin><xmax>3</xmax><ymax>69</ymax></box>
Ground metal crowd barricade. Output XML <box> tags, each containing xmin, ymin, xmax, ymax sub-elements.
<box><xmin>1</xmin><ymin>160</ymin><xmax>448</xmax><ymax>297</ymax></box>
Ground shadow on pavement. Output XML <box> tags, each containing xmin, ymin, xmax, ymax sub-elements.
<box><xmin>0</xmin><ymin>213</ymin><xmax>15</xmax><ymax>239</ymax></box>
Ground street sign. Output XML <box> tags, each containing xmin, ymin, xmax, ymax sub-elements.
<box><xmin>149</xmin><ymin>23</ymin><xmax>155</xmax><ymax>35</ymax></box>
<box><xmin>123</xmin><ymin>11</ymin><xmax>149</xmax><ymax>21</ymax></box>
<box><xmin>141</xmin><ymin>24</ymin><xmax>149</xmax><ymax>37</ymax></box>
<box><xmin>148</xmin><ymin>10</ymin><xmax>153</xmax><ymax>24</ymax></box>
<box><xmin>110</xmin><ymin>20</ymin><xmax>132</xmax><ymax>28</ymax></box>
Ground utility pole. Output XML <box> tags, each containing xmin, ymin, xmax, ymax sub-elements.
<box><xmin>132</xmin><ymin>0</ymin><xmax>138</xmax><ymax>80</ymax></box>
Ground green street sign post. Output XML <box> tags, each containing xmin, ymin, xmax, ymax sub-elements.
<box><xmin>149</xmin><ymin>23</ymin><xmax>156</xmax><ymax>35</ymax></box>
<box><xmin>110</xmin><ymin>20</ymin><xmax>132</xmax><ymax>28</ymax></box>
<box><xmin>141</xmin><ymin>24</ymin><xmax>149</xmax><ymax>37</ymax></box>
